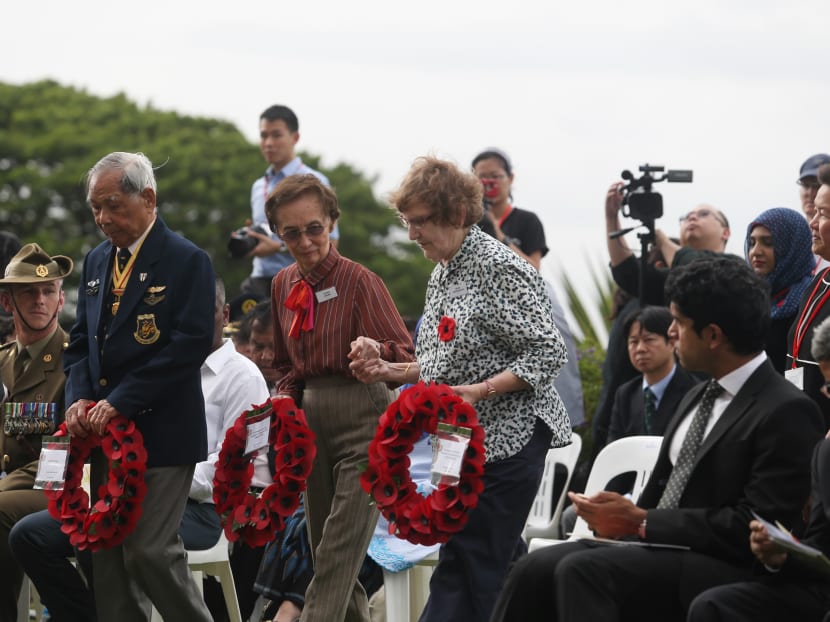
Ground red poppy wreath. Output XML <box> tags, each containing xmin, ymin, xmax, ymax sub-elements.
<box><xmin>213</xmin><ymin>397</ymin><xmax>316</xmax><ymax>548</ymax></box>
<box><xmin>360</xmin><ymin>381</ymin><xmax>485</xmax><ymax>546</ymax></box>
<box><xmin>45</xmin><ymin>410</ymin><xmax>148</xmax><ymax>552</ymax></box>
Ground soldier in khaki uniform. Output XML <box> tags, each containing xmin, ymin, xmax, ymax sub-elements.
<box><xmin>0</xmin><ymin>243</ymin><xmax>72</xmax><ymax>622</ymax></box>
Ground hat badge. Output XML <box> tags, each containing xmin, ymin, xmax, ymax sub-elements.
<box><xmin>35</xmin><ymin>265</ymin><xmax>49</xmax><ymax>278</ymax></box>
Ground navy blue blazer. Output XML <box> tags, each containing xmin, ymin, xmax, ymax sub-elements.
<box><xmin>606</xmin><ymin>365</ymin><xmax>698</xmax><ymax>444</ymax></box>
<box><xmin>64</xmin><ymin>218</ymin><xmax>215</xmax><ymax>468</ymax></box>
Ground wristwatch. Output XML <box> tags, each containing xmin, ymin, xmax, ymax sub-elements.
<box><xmin>502</xmin><ymin>236</ymin><xmax>520</xmax><ymax>247</ymax></box>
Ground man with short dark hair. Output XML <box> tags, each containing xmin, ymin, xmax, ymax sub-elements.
<box><xmin>64</xmin><ymin>151</ymin><xmax>215</xmax><ymax>621</ymax></box>
<box><xmin>687</xmin><ymin>314</ymin><xmax>830</xmax><ymax>621</ymax></box>
<box><xmin>606</xmin><ymin>305</ymin><xmax>697</xmax><ymax>443</ymax></box>
<box><xmin>240</xmin><ymin>104</ymin><xmax>339</xmax><ymax>297</ymax></box>
<box><xmin>491</xmin><ymin>256</ymin><xmax>824</xmax><ymax>622</ymax></box>
<box><xmin>0</xmin><ymin>242</ymin><xmax>72</xmax><ymax>621</ymax></box>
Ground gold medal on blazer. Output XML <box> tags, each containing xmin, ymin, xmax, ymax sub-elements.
<box><xmin>143</xmin><ymin>285</ymin><xmax>166</xmax><ymax>306</ymax></box>
<box><xmin>134</xmin><ymin>313</ymin><xmax>160</xmax><ymax>345</ymax></box>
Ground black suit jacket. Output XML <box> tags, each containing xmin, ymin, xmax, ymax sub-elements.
<box><xmin>638</xmin><ymin>359</ymin><xmax>823</xmax><ymax>566</ymax></box>
<box><xmin>64</xmin><ymin>218</ymin><xmax>215</xmax><ymax>468</ymax></box>
<box><xmin>606</xmin><ymin>365</ymin><xmax>698</xmax><ymax>444</ymax></box>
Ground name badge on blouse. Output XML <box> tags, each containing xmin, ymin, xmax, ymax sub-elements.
<box><xmin>785</xmin><ymin>367</ymin><xmax>804</xmax><ymax>390</ymax></box>
<box><xmin>448</xmin><ymin>283</ymin><xmax>468</xmax><ymax>298</ymax></box>
<box><xmin>316</xmin><ymin>287</ymin><xmax>338</xmax><ymax>303</ymax></box>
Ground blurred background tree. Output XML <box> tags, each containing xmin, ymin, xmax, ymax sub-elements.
<box><xmin>0</xmin><ymin>80</ymin><xmax>433</xmax><ymax>321</ymax></box>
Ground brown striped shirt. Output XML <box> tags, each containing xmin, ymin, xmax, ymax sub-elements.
<box><xmin>271</xmin><ymin>246</ymin><xmax>415</xmax><ymax>401</ymax></box>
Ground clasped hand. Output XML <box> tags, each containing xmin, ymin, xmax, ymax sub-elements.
<box><xmin>568</xmin><ymin>491</ymin><xmax>646</xmax><ymax>539</ymax></box>
<box><xmin>65</xmin><ymin>399</ymin><xmax>121</xmax><ymax>438</ymax></box>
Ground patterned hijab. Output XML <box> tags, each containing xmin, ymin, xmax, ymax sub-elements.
<box><xmin>744</xmin><ymin>207</ymin><xmax>814</xmax><ymax>320</ymax></box>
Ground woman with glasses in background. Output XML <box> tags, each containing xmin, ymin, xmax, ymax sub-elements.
<box><xmin>265</xmin><ymin>174</ymin><xmax>415</xmax><ymax>622</ymax></box>
<box><xmin>471</xmin><ymin>148</ymin><xmax>548</xmax><ymax>270</ymax></box>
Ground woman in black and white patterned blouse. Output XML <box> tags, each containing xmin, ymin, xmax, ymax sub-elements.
<box><xmin>350</xmin><ymin>156</ymin><xmax>571</xmax><ymax>622</ymax></box>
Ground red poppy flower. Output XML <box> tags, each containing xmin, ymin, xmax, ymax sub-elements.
<box><xmin>438</xmin><ymin>316</ymin><xmax>456</xmax><ymax>341</ymax></box>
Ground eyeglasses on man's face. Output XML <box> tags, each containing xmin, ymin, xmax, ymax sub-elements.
<box><xmin>279</xmin><ymin>223</ymin><xmax>328</xmax><ymax>242</ymax></box>
<box><xmin>678</xmin><ymin>209</ymin><xmax>727</xmax><ymax>227</ymax></box>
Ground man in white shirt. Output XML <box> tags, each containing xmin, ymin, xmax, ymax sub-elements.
<box><xmin>184</xmin><ymin>277</ymin><xmax>270</xmax><ymax>546</ymax></box>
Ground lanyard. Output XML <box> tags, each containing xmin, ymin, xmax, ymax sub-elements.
<box><xmin>791</xmin><ymin>268</ymin><xmax>830</xmax><ymax>366</ymax></box>
<box><xmin>497</xmin><ymin>204</ymin><xmax>513</xmax><ymax>229</ymax></box>
<box><xmin>111</xmin><ymin>238</ymin><xmax>146</xmax><ymax>316</ymax></box>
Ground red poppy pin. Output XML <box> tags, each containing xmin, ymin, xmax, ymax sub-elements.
<box><xmin>438</xmin><ymin>316</ymin><xmax>456</xmax><ymax>342</ymax></box>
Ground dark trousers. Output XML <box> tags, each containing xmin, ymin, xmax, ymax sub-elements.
<box><xmin>9</xmin><ymin>509</ymin><xmax>95</xmax><ymax>622</ymax></box>
<box><xmin>490</xmin><ymin>540</ymin><xmax>751</xmax><ymax>622</ymax></box>
<box><xmin>419</xmin><ymin>419</ymin><xmax>552</xmax><ymax>622</ymax></box>
<box><xmin>688</xmin><ymin>579</ymin><xmax>830</xmax><ymax>622</ymax></box>
<box><xmin>9</xmin><ymin>500</ymin><xmax>220</xmax><ymax>622</ymax></box>
<box><xmin>0</xmin><ymin>463</ymin><xmax>48</xmax><ymax>622</ymax></box>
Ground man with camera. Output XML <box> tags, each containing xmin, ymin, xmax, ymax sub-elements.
<box><xmin>605</xmin><ymin>180</ymin><xmax>730</xmax><ymax>305</ymax></box>
<box><xmin>238</xmin><ymin>104</ymin><xmax>339</xmax><ymax>298</ymax></box>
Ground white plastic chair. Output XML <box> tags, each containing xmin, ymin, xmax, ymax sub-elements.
<box><xmin>151</xmin><ymin>532</ymin><xmax>242</xmax><ymax>622</ymax></box>
<box><xmin>523</xmin><ymin>432</ymin><xmax>583</xmax><ymax>544</ymax></box>
<box><xmin>528</xmin><ymin>435</ymin><xmax>662</xmax><ymax>552</ymax></box>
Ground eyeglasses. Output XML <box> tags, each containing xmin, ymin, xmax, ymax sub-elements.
<box><xmin>798</xmin><ymin>179</ymin><xmax>822</xmax><ymax>191</ymax></box>
<box><xmin>678</xmin><ymin>209</ymin><xmax>728</xmax><ymax>227</ymax></box>
<box><xmin>397</xmin><ymin>213</ymin><xmax>435</xmax><ymax>230</ymax></box>
<box><xmin>476</xmin><ymin>173</ymin><xmax>507</xmax><ymax>181</ymax></box>
<box><xmin>279</xmin><ymin>223</ymin><xmax>327</xmax><ymax>242</ymax></box>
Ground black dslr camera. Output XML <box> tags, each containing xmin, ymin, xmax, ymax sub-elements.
<box><xmin>227</xmin><ymin>224</ymin><xmax>270</xmax><ymax>259</ymax></box>
<box><xmin>620</xmin><ymin>164</ymin><xmax>693</xmax><ymax>222</ymax></box>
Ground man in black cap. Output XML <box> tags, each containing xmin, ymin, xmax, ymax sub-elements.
<box><xmin>798</xmin><ymin>153</ymin><xmax>830</xmax><ymax>221</ymax></box>
<box><xmin>0</xmin><ymin>242</ymin><xmax>72</xmax><ymax>621</ymax></box>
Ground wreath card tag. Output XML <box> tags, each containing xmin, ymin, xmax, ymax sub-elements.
<box><xmin>34</xmin><ymin>435</ymin><xmax>70</xmax><ymax>490</ymax></box>
<box><xmin>244</xmin><ymin>406</ymin><xmax>272</xmax><ymax>455</ymax></box>
<box><xmin>431</xmin><ymin>423</ymin><xmax>472</xmax><ymax>487</ymax></box>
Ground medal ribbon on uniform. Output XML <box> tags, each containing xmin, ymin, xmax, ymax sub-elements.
<box><xmin>284</xmin><ymin>279</ymin><xmax>315</xmax><ymax>339</ymax></box>
<box><xmin>111</xmin><ymin>239</ymin><xmax>146</xmax><ymax>316</ymax></box>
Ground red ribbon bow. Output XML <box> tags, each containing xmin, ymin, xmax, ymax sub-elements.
<box><xmin>284</xmin><ymin>280</ymin><xmax>315</xmax><ymax>339</ymax></box>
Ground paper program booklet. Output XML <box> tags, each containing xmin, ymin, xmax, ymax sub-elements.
<box><xmin>751</xmin><ymin>511</ymin><xmax>830</xmax><ymax>575</ymax></box>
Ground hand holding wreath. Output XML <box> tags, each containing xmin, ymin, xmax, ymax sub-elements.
<box><xmin>360</xmin><ymin>381</ymin><xmax>486</xmax><ymax>546</ymax></box>
<box><xmin>45</xmin><ymin>411</ymin><xmax>148</xmax><ymax>552</ymax></box>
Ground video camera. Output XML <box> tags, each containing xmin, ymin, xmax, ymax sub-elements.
<box><xmin>620</xmin><ymin>164</ymin><xmax>693</xmax><ymax>222</ymax></box>
<box><xmin>227</xmin><ymin>224</ymin><xmax>270</xmax><ymax>259</ymax></box>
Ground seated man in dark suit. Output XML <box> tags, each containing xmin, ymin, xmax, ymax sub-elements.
<box><xmin>561</xmin><ymin>305</ymin><xmax>697</xmax><ymax>536</ymax></box>
<box><xmin>686</xmin><ymin>315</ymin><xmax>830</xmax><ymax>622</ymax></box>
<box><xmin>607</xmin><ymin>305</ymin><xmax>698</xmax><ymax>443</ymax></box>
<box><xmin>491</xmin><ymin>256</ymin><xmax>825</xmax><ymax>622</ymax></box>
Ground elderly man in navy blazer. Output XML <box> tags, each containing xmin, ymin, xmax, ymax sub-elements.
<box><xmin>64</xmin><ymin>152</ymin><xmax>215</xmax><ymax>621</ymax></box>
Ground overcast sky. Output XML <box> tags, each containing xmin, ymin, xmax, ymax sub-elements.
<box><xmin>4</xmin><ymin>0</ymin><xmax>829</xmax><ymax>336</ymax></box>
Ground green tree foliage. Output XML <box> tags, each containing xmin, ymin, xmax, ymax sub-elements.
<box><xmin>0</xmin><ymin>80</ymin><xmax>432</xmax><ymax>318</ymax></box>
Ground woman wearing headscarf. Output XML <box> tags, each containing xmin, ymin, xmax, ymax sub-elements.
<box><xmin>744</xmin><ymin>207</ymin><xmax>813</xmax><ymax>372</ymax></box>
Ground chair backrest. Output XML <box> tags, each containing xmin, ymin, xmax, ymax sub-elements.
<box><xmin>571</xmin><ymin>435</ymin><xmax>662</xmax><ymax>538</ymax></box>
<box><xmin>524</xmin><ymin>431</ymin><xmax>582</xmax><ymax>540</ymax></box>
